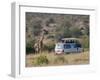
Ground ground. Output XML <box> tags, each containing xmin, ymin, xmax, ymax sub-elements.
<box><xmin>26</xmin><ymin>51</ymin><xmax>89</xmax><ymax>67</ymax></box>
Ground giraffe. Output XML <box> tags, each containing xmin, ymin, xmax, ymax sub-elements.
<box><xmin>38</xmin><ymin>32</ymin><xmax>44</xmax><ymax>53</ymax></box>
<box><xmin>34</xmin><ymin>41</ymin><xmax>39</xmax><ymax>53</ymax></box>
<box><xmin>34</xmin><ymin>29</ymin><xmax>45</xmax><ymax>54</ymax></box>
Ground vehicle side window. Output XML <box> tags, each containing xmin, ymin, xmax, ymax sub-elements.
<box><xmin>74</xmin><ymin>43</ymin><xmax>82</xmax><ymax>48</ymax></box>
<box><xmin>64</xmin><ymin>44</ymin><xmax>71</xmax><ymax>49</ymax></box>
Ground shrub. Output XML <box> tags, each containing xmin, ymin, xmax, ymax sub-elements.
<box><xmin>70</xmin><ymin>27</ymin><xmax>83</xmax><ymax>38</ymax></box>
<box><xmin>47</xmin><ymin>35</ymin><xmax>54</xmax><ymax>39</ymax></box>
<box><xmin>34</xmin><ymin>55</ymin><xmax>49</xmax><ymax>66</ymax></box>
<box><xmin>26</xmin><ymin>46</ymin><xmax>34</xmax><ymax>54</ymax></box>
<box><xmin>54</xmin><ymin>56</ymin><xmax>65</xmax><ymax>63</ymax></box>
<box><xmin>81</xmin><ymin>35</ymin><xmax>89</xmax><ymax>49</ymax></box>
<box><xmin>26</xmin><ymin>40</ymin><xmax>35</xmax><ymax>54</ymax></box>
<box><xmin>43</xmin><ymin>41</ymin><xmax>55</xmax><ymax>52</ymax></box>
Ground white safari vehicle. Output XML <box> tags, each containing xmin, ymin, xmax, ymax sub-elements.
<box><xmin>55</xmin><ymin>38</ymin><xmax>83</xmax><ymax>54</ymax></box>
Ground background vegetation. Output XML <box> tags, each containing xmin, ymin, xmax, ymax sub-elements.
<box><xmin>26</xmin><ymin>12</ymin><xmax>89</xmax><ymax>53</ymax></box>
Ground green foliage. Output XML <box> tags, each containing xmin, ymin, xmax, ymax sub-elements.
<box><xmin>62</xmin><ymin>27</ymin><xmax>72</xmax><ymax>38</ymax></box>
<box><xmin>70</xmin><ymin>27</ymin><xmax>82</xmax><ymax>38</ymax></box>
<box><xmin>81</xmin><ymin>35</ymin><xmax>89</xmax><ymax>49</ymax></box>
<box><xmin>32</xmin><ymin>20</ymin><xmax>42</xmax><ymax>36</ymax></box>
<box><xmin>46</xmin><ymin>18</ymin><xmax>55</xmax><ymax>26</ymax></box>
<box><xmin>58</xmin><ymin>26</ymin><xmax>83</xmax><ymax>38</ymax></box>
<box><xmin>34</xmin><ymin>55</ymin><xmax>49</xmax><ymax>65</ymax></box>
<box><xmin>43</xmin><ymin>42</ymin><xmax>55</xmax><ymax>52</ymax></box>
<box><xmin>55</xmin><ymin>56</ymin><xmax>66</xmax><ymax>63</ymax></box>
<box><xmin>48</xmin><ymin>18</ymin><xmax>55</xmax><ymax>23</ymax></box>
<box><xmin>26</xmin><ymin>40</ymin><xmax>35</xmax><ymax>54</ymax></box>
<box><xmin>26</xmin><ymin>13</ymin><xmax>90</xmax><ymax>53</ymax></box>
<box><xmin>85</xmin><ymin>27</ymin><xmax>89</xmax><ymax>36</ymax></box>
<box><xmin>47</xmin><ymin>35</ymin><xmax>55</xmax><ymax>39</ymax></box>
<box><xmin>26</xmin><ymin>46</ymin><xmax>33</xmax><ymax>54</ymax></box>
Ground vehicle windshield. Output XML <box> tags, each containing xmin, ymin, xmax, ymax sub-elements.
<box><xmin>56</xmin><ymin>44</ymin><xmax>64</xmax><ymax>49</ymax></box>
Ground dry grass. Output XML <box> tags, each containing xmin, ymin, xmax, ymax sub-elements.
<box><xmin>26</xmin><ymin>51</ymin><xmax>89</xmax><ymax>67</ymax></box>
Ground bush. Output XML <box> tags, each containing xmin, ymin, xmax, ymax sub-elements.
<box><xmin>26</xmin><ymin>46</ymin><xmax>34</xmax><ymax>54</ymax></box>
<box><xmin>34</xmin><ymin>55</ymin><xmax>49</xmax><ymax>66</ymax></box>
<box><xmin>47</xmin><ymin>35</ymin><xmax>54</xmax><ymax>39</ymax></box>
<box><xmin>70</xmin><ymin>27</ymin><xmax>83</xmax><ymax>38</ymax></box>
<box><xmin>43</xmin><ymin>43</ymin><xmax>55</xmax><ymax>52</ymax></box>
<box><xmin>26</xmin><ymin>40</ymin><xmax>35</xmax><ymax>54</ymax></box>
<box><xmin>54</xmin><ymin>56</ymin><xmax>66</xmax><ymax>63</ymax></box>
<box><xmin>81</xmin><ymin>35</ymin><xmax>89</xmax><ymax>49</ymax></box>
